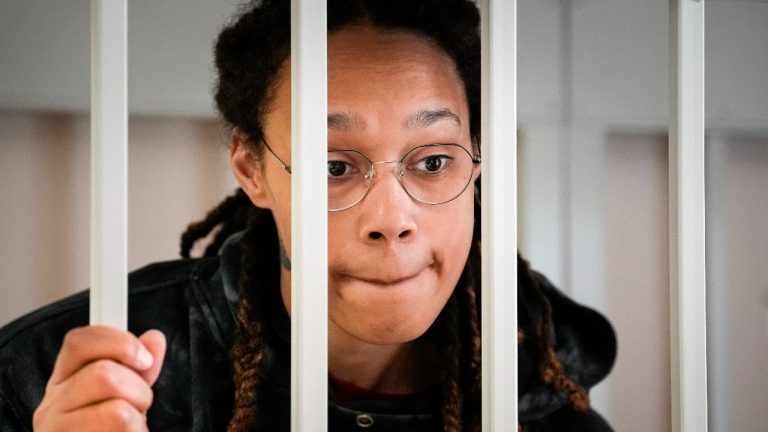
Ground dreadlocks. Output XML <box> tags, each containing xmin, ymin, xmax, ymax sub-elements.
<box><xmin>182</xmin><ymin>0</ymin><xmax>588</xmax><ymax>430</ymax></box>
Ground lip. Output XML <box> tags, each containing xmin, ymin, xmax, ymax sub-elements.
<box><xmin>356</xmin><ymin>272</ymin><xmax>420</xmax><ymax>286</ymax></box>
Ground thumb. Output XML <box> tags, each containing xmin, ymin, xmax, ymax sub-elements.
<box><xmin>137</xmin><ymin>329</ymin><xmax>167</xmax><ymax>386</ymax></box>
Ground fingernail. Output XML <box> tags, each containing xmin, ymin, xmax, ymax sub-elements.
<box><xmin>137</xmin><ymin>345</ymin><xmax>153</xmax><ymax>369</ymax></box>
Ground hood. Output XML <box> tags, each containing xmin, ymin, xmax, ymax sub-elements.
<box><xmin>518</xmin><ymin>273</ymin><xmax>617</xmax><ymax>422</ymax></box>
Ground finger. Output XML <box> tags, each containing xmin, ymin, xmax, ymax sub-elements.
<box><xmin>48</xmin><ymin>399</ymin><xmax>148</xmax><ymax>432</ymax></box>
<box><xmin>48</xmin><ymin>359</ymin><xmax>154</xmax><ymax>414</ymax></box>
<box><xmin>137</xmin><ymin>330</ymin><xmax>166</xmax><ymax>386</ymax></box>
<box><xmin>51</xmin><ymin>326</ymin><xmax>154</xmax><ymax>385</ymax></box>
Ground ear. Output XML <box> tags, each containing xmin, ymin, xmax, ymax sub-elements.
<box><xmin>230</xmin><ymin>128</ymin><xmax>273</xmax><ymax>209</ymax></box>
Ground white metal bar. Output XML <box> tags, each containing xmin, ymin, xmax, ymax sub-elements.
<box><xmin>669</xmin><ymin>1</ymin><xmax>707</xmax><ymax>431</ymax></box>
<box><xmin>290</xmin><ymin>0</ymin><xmax>328</xmax><ymax>430</ymax></box>
<box><xmin>90</xmin><ymin>0</ymin><xmax>128</xmax><ymax>329</ymax></box>
<box><xmin>480</xmin><ymin>0</ymin><xmax>518</xmax><ymax>430</ymax></box>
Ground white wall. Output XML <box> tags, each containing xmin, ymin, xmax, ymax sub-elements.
<box><xmin>707</xmin><ymin>134</ymin><xmax>768</xmax><ymax>432</ymax></box>
<box><xmin>0</xmin><ymin>112</ymin><xmax>237</xmax><ymax>326</ymax></box>
<box><xmin>603</xmin><ymin>133</ymin><xmax>671</xmax><ymax>432</ymax></box>
<box><xmin>0</xmin><ymin>0</ymin><xmax>239</xmax><ymax>115</ymax></box>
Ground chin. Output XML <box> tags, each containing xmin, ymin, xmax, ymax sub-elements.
<box><xmin>330</xmin><ymin>272</ymin><xmax>451</xmax><ymax>344</ymax></box>
<box><xmin>356</xmin><ymin>317</ymin><xmax>435</xmax><ymax>345</ymax></box>
<box><xmin>342</xmin><ymin>299</ymin><xmax>447</xmax><ymax>345</ymax></box>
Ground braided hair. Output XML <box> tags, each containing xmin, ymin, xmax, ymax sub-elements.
<box><xmin>183</xmin><ymin>0</ymin><xmax>589</xmax><ymax>430</ymax></box>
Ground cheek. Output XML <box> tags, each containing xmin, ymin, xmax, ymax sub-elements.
<box><xmin>326</xmin><ymin>212</ymin><xmax>355</xmax><ymax>262</ymax></box>
<box><xmin>431</xmin><ymin>194</ymin><xmax>475</xmax><ymax>259</ymax></box>
<box><xmin>429</xmin><ymin>194</ymin><xmax>475</xmax><ymax>300</ymax></box>
<box><xmin>419</xmin><ymin>195</ymin><xmax>476</xmax><ymax>300</ymax></box>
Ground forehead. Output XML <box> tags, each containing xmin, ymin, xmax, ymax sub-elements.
<box><xmin>264</xmin><ymin>25</ymin><xmax>470</xmax><ymax>155</ymax></box>
<box><xmin>325</xmin><ymin>25</ymin><xmax>468</xmax><ymax>119</ymax></box>
<box><xmin>327</xmin><ymin>25</ymin><xmax>457</xmax><ymax>77</ymax></box>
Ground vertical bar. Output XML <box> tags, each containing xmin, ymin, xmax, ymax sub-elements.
<box><xmin>90</xmin><ymin>0</ymin><xmax>128</xmax><ymax>329</ymax></box>
<box><xmin>291</xmin><ymin>0</ymin><xmax>328</xmax><ymax>430</ymax></box>
<box><xmin>480</xmin><ymin>0</ymin><xmax>518</xmax><ymax>430</ymax></box>
<box><xmin>669</xmin><ymin>1</ymin><xmax>707</xmax><ymax>431</ymax></box>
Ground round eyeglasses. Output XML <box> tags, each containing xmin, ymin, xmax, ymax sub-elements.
<box><xmin>263</xmin><ymin>141</ymin><xmax>481</xmax><ymax>212</ymax></box>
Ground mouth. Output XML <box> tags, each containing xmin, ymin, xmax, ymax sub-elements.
<box><xmin>338</xmin><ymin>261</ymin><xmax>435</xmax><ymax>288</ymax></box>
<box><xmin>355</xmin><ymin>272</ymin><xmax>422</xmax><ymax>287</ymax></box>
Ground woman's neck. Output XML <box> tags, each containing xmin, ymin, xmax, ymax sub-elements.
<box><xmin>327</xmin><ymin>324</ymin><xmax>437</xmax><ymax>395</ymax></box>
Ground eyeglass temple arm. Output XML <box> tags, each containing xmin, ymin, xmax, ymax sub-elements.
<box><xmin>263</xmin><ymin>139</ymin><xmax>293</xmax><ymax>173</ymax></box>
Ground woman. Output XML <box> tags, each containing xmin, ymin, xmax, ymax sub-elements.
<box><xmin>0</xmin><ymin>0</ymin><xmax>616</xmax><ymax>430</ymax></box>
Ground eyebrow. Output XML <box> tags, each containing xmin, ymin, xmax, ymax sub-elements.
<box><xmin>403</xmin><ymin>108</ymin><xmax>461</xmax><ymax>130</ymax></box>
<box><xmin>327</xmin><ymin>108</ymin><xmax>462</xmax><ymax>132</ymax></box>
<box><xmin>328</xmin><ymin>112</ymin><xmax>366</xmax><ymax>132</ymax></box>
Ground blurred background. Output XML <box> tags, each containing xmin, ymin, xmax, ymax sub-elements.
<box><xmin>1</xmin><ymin>1</ymin><xmax>766</xmax><ymax>430</ymax></box>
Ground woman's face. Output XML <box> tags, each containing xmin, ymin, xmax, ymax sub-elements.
<box><xmin>232</xmin><ymin>25</ymin><xmax>478</xmax><ymax>346</ymax></box>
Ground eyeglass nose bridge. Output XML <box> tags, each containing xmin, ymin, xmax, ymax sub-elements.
<box><xmin>353</xmin><ymin>155</ymin><xmax>428</xmax><ymax>209</ymax></box>
<box><xmin>359</xmin><ymin>158</ymin><xmax>411</xmax><ymax>202</ymax></box>
<box><xmin>367</xmin><ymin>159</ymin><xmax>404</xmax><ymax>181</ymax></box>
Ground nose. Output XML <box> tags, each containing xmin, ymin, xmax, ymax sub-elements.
<box><xmin>358</xmin><ymin>164</ymin><xmax>417</xmax><ymax>244</ymax></box>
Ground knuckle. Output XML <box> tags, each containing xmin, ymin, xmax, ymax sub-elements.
<box><xmin>101</xmin><ymin>399</ymin><xmax>136</xmax><ymax>429</ymax></box>
<box><xmin>32</xmin><ymin>402</ymin><xmax>48</xmax><ymax>429</ymax></box>
<box><xmin>140</xmin><ymin>387</ymin><xmax>155</xmax><ymax>412</ymax></box>
<box><xmin>137</xmin><ymin>383</ymin><xmax>153</xmax><ymax>406</ymax></box>
<box><xmin>91</xmin><ymin>360</ymin><xmax>120</xmax><ymax>392</ymax></box>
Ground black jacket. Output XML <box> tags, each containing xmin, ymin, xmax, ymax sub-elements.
<box><xmin>0</xmin><ymin>215</ymin><xmax>616</xmax><ymax>431</ymax></box>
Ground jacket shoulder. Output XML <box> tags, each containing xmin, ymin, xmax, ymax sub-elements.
<box><xmin>0</xmin><ymin>258</ymin><xmax>214</xmax><ymax>347</ymax></box>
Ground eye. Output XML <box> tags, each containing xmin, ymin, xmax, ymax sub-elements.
<box><xmin>328</xmin><ymin>160</ymin><xmax>354</xmax><ymax>178</ymax></box>
<box><xmin>414</xmin><ymin>155</ymin><xmax>451</xmax><ymax>173</ymax></box>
